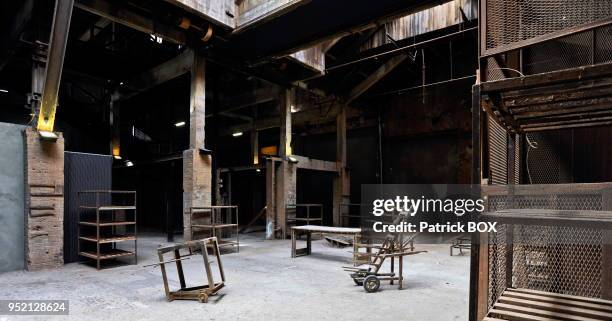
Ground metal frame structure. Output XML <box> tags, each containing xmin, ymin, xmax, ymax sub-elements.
<box><xmin>474</xmin><ymin>184</ymin><xmax>612</xmax><ymax>320</ymax></box>
<box><xmin>285</xmin><ymin>203</ymin><xmax>323</xmax><ymax>235</ymax></box>
<box><xmin>190</xmin><ymin>205</ymin><xmax>239</xmax><ymax>252</ymax></box>
<box><xmin>77</xmin><ymin>190</ymin><xmax>137</xmax><ymax>270</ymax></box>
<box><xmin>472</xmin><ymin>3</ymin><xmax>612</xmax><ymax>320</ymax></box>
<box><xmin>155</xmin><ymin>237</ymin><xmax>225</xmax><ymax>303</ymax></box>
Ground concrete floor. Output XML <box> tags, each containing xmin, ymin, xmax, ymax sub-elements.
<box><xmin>0</xmin><ymin>233</ymin><xmax>470</xmax><ymax>321</ymax></box>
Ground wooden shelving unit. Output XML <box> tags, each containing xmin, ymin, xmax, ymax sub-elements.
<box><xmin>78</xmin><ymin>190</ymin><xmax>137</xmax><ymax>270</ymax></box>
<box><xmin>191</xmin><ymin>206</ymin><xmax>239</xmax><ymax>252</ymax></box>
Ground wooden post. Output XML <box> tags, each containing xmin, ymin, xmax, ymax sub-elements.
<box><xmin>333</xmin><ymin>104</ymin><xmax>350</xmax><ymax>226</ymax></box>
<box><xmin>183</xmin><ymin>50</ymin><xmax>211</xmax><ymax>240</ymax></box>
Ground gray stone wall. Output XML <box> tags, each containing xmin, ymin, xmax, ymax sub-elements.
<box><xmin>0</xmin><ymin>122</ymin><xmax>26</xmax><ymax>272</ymax></box>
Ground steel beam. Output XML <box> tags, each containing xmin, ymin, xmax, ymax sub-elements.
<box><xmin>37</xmin><ymin>0</ymin><xmax>75</xmax><ymax>133</ymax></box>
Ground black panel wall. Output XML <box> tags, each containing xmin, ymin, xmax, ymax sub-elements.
<box><xmin>64</xmin><ymin>152</ymin><xmax>112</xmax><ymax>263</ymax></box>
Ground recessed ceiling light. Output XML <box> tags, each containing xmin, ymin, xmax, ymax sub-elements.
<box><xmin>256</xmin><ymin>169</ymin><xmax>261</xmax><ymax>172</ymax></box>
<box><xmin>174</xmin><ymin>121</ymin><xmax>186</xmax><ymax>127</ymax></box>
<box><xmin>232</xmin><ymin>132</ymin><xmax>243</xmax><ymax>137</ymax></box>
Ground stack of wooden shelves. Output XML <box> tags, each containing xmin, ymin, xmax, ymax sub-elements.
<box><xmin>78</xmin><ymin>190</ymin><xmax>137</xmax><ymax>269</ymax></box>
<box><xmin>190</xmin><ymin>206</ymin><xmax>239</xmax><ymax>252</ymax></box>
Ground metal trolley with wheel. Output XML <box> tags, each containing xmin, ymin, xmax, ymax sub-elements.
<box><xmin>345</xmin><ymin>234</ymin><xmax>425</xmax><ymax>293</ymax></box>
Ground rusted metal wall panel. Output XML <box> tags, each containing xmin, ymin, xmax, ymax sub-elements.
<box><xmin>361</xmin><ymin>0</ymin><xmax>477</xmax><ymax>51</ymax></box>
<box><xmin>236</xmin><ymin>0</ymin><xmax>305</xmax><ymax>28</ymax></box>
<box><xmin>164</xmin><ymin>0</ymin><xmax>235</xmax><ymax>28</ymax></box>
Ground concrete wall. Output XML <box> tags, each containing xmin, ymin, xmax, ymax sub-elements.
<box><xmin>0</xmin><ymin>122</ymin><xmax>25</xmax><ymax>272</ymax></box>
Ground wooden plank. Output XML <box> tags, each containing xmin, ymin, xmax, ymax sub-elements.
<box><xmin>503</xmin><ymin>290</ymin><xmax>612</xmax><ymax>313</ymax></box>
<box><xmin>489</xmin><ymin>308</ymin><xmax>564</xmax><ymax>321</ymax></box>
<box><xmin>291</xmin><ymin>225</ymin><xmax>361</xmax><ymax>234</ymax></box>
<box><xmin>510</xmin><ymin>289</ymin><xmax>612</xmax><ymax>308</ymax></box>
<box><xmin>494</xmin><ymin>302</ymin><xmax>602</xmax><ymax>321</ymax></box>
<box><xmin>481</xmin><ymin>62</ymin><xmax>612</xmax><ymax>93</ymax></box>
<box><xmin>498</xmin><ymin>296</ymin><xmax>612</xmax><ymax>319</ymax></box>
<box><xmin>292</xmin><ymin>155</ymin><xmax>339</xmax><ymax>172</ymax></box>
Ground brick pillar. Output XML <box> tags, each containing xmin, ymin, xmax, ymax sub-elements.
<box><xmin>23</xmin><ymin>127</ymin><xmax>64</xmax><ymax>270</ymax></box>
<box><xmin>182</xmin><ymin>149</ymin><xmax>211</xmax><ymax>240</ymax></box>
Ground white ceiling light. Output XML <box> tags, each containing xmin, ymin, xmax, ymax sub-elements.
<box><xmin>174</xmin><ymin>121</ymin><xmax>186</xmax><ymax>127</ymax></box>
<box><xmin>0</xmin><ymin>89</ymin><xmax>8</xmax><ymax>93</ymax></box>
<box><xmin>232</xmin><ymin>132</ymin><xmax>243</xmax><ymax>137</ymax></box>
<box><xmin>38</xmin><ymin>130</ymin><xmax>59</xmax><ymax>141</ymax></box>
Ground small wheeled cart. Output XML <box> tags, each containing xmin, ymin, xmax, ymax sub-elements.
<box><xmin>345</xmin><ymin>234</ymin><xmax>425</xmax><ymax>292</ymax></box>
<box><xmin>150</xmin><ymin>237</ymin><xmax>226</xmax><ymax>303</ymax></box>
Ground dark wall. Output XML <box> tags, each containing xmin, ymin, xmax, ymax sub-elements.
<box><xmin>64</xmin><ymin>152</ymin><xmax>112</xmax><ymax>263</ymax></box>
<box><xmin>113</xmin><ymin>159</ymin><xmax>182</xmax><ymax>233</ymax></box>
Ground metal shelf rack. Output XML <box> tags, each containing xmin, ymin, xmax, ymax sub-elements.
<box><xmin>77</xmin><ymin>190</ymin><xmax>137</xmax><ymax>270</ymax></box>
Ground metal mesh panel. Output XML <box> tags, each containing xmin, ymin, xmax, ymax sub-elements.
<box><xmin>488</xmin><ymin>194</ymin><xmax>603</xmax><ymax>212</ymax></box>
<box><xmin>488</xmin><ymin>223</ymin><xmax>604</xmax><ymax>305</ymax></box>
<box><xmin>489</xmin><ymin>116</ymin><xmax>508</xmax><ymax>184</ymax></box>
<box><xmin>485</xmin><ymin>0</ymin><xmax>612</xmax><ymax>51</ymax></box>
<box><xmin>514</xmin><ymin>135</ymin><xmax>520</xmax><ymax>184</ymax></box>
<box><xmin>525</xmin><ymin>132</ymin><xmax>561</xmax><ymax>184</ymax></box>
<box><xmin>595</xmin><ymin>24</ymin><xmax>612</xmax><ymax>63</ymax></box>
<box><xmin>485</xmin><ymin>188</ymin><xmax>607</xmax><ymax>306</ymax></box>
<box><xmin>485</xmin><ymin>56</ymin><xmax>508</xmax><ymax>81</ymax></box>
<box><xmin>523</xmin><ymin>31</ymin><xmax>593</xmax><ymax>75</ymax></box>
<box><xmin>512</xmin><ymin>225</ymin><xmax>603</xmax><ymax>298</ymax></box>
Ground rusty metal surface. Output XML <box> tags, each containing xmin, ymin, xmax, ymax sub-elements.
<box><xmin>483</xmin><ymin>183</ymin><xmax>612</xmax><ymax>307</ymax></box>
<box><xmin>483</xmin><ymin>0</ymin><xmax>612</xmax><ymax>55</ymax></box>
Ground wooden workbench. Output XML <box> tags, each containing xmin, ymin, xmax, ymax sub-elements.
<box><xmin>290</xmin><ymin>225</ymin><xmax>361</xmax><ymax>259</ymax></box>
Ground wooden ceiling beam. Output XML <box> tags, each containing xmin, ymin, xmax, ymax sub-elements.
<box><xmin>347</xmin><ymin>54</ymin><xmax>407</xmax><ymax>103</ymax></box>
<box><xmin>118</xmin><ymin>49</ymin><xmax>193</xmax><ymax>100</ymax></box>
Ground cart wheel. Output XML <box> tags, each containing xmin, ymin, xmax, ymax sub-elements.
<box><xmin>353</xmin><ymin>278</ymin><xmax>363</xmax><ymax>286</ymax></box>
<box><xmin>198</xmin><ymin>293</ymin><xmax>209</xmax><ymax>303</ymax></box>
<box><xmin>363</xmin><ymin>275</ymin><xmax>380</xmax><ymax>293</ymax></box>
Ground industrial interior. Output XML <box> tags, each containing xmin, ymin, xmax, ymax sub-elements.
<box><xmin>0</xmin><ymin>0</ymin><xmax>611</xmax><ymax>320</ymax></box>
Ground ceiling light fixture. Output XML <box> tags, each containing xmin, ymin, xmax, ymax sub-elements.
<box><xmin>174</xmin><ymin>121</ymin><xmax>186</xmax><ymax>127</ymax></box>
<box><xmin>113</xmin><ymin>155</ymin><xmax>122</xmax><ymax>160</ymax></box>
<box><xmin>125</xmin><ymin>160</ymin><xmax>134</xmax><ymax>167</ymax></box>
<box><xmin>38</xmin><ymin>130</ymin><xmax>59</xmax><ymax>141</ymax></box>
<box><xmin>0</xmin><ymin>89</ymin><xmax>8</xmax><ymax>93</ymax></box>
<box><xmin>232</xmin><ymin>132</ymin><xmax>243</xmax><ymax>137</ymax></box>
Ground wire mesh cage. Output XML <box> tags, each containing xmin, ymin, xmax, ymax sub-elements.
<box><xmin>484</xmin><ymin>0</ymin><xmax>612</xmax><ymax>53</ymax></box>
<box><xmin>482</xmin><ymin>184</ymin><xmax>612</xmax><ymax>309</ymax></box>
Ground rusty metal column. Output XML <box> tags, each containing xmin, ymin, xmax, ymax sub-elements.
<box><xmin>37</xmin><ymin>0</ymin><xmax>74</xmax><ymax>132</ymax></box>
